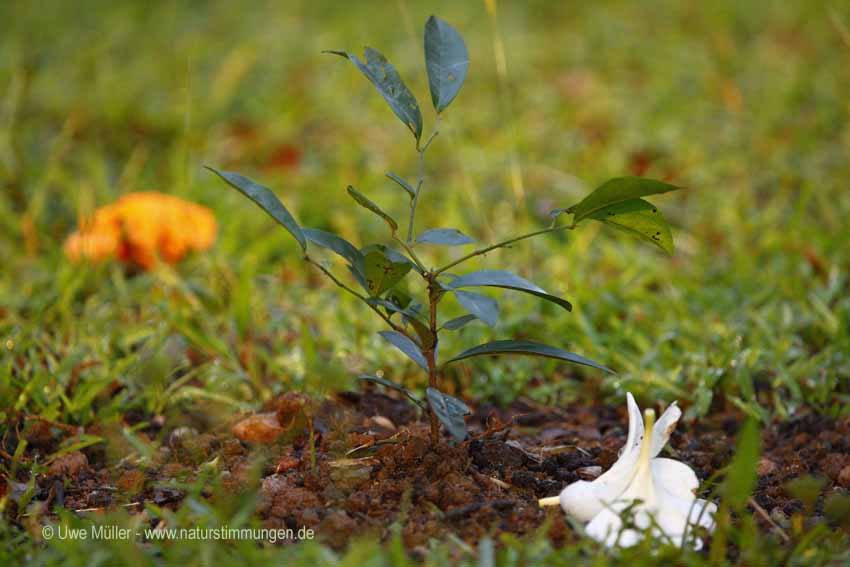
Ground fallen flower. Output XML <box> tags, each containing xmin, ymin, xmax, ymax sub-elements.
<box><xmin>539</xmin><ymin>393</ymin><xmax>716</xmax><ymax>548</ymax></box>
<box><xmin>64</xmin><ymin>192</ymin><xmax>217</xmax><ymax>269</ymax></box>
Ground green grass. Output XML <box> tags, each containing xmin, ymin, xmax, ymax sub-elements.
<box><xmin>1</xmin><ymin>0</ymin><xmax>850</xmax><ymax>564</ymax></box>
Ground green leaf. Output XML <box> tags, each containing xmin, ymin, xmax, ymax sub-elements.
<box><xmin>569</xmin><ymin>176</ymin><xmax>682</xmax><ymax>223</ymax></box>
<box><xmin>424</xmin><ymin>15</ymin><xmax>469</xmax><ymax>113</ymax></box>
<box><xmin>454</xmin><ymin>290</ymin><xmax>498</xmax><ymax>327</ymax></box>
<box><xmin>303</xmin><ymin>228</ymin><xmax>365</xmax><ymax>271</ymax></box>
<box><xmin>327</xmin><ymin>48</ymin><xmax>423</xmax><ymax>140</ymax></box>
<box><xmin>367</xmin><ymin>297</ymin><xmax>425</xmax><ymax>324</ymax></box>
<box><xmin>378</xmin><ymin>330</ymin><xmax>427</xmax><ymax>370</ymax></box>
<box><xmin>386</xmin><ymin>172</ymin><xmax>416</xmax><ymax>199</ymax></box>
<box><xmin>206</xmin><ymin>167</ymin><xmax>306</xmax><ymax>250</ymax></box>
<box><xmin>445</xmin><ymin>269</ymin><xmax>572</xmax><ymax>312</ymax></box>
<box><xmin>347</xmin><ymin>185</ymin><xmax>398</xmax><ymax>233</ymax></box>
<box><xmin>378</xmin><ymin>292</ymin><xmax>434</xmax><ymax>347</ymax></box>
<box><xmin>361</xmin><ymin>246</ymin><xmax>413</xmax><ymax>296</ymax></box>
<box><xmin>589</xmin><ymin>198</ymin><xmax>674</xmax><ymax>254</ymax></box>
<box><xmin>358</xmin><ymin>374</ymin><xmax>424</xmax><ymax>409</ymax></box>
<box><xmin>416</xmin><ymin>228</ymin><xmax>475</xmax><ymax>246</ymax></box>
<box><xmin>445</xmin><ymin>340</ymin><xmax>613</xmax><ymax>374</ymax></box>
<box><xmin>721</xmin><ymin>419</ymin><xmax>761</xmax><ymax>510</ymax></box>
<box><xmin>426</xmin><ymin>387</ymin><xmax>470</xmax><ymax>441</ymax></box>
<box><xmin>442</xmin><ymin>314</ymin><xmax>479</xmax><ymax>331</ymax></box>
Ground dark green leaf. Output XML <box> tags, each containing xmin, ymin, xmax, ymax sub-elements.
<box><xmin>327</xmin><ymin>48</ymin><xmax>422</xmax><ymax>140</ymax></box>
<box><xmin>348</xmin><ymin>264</ymin><xmax>369</xmax><ymax>292</ymax></box>
<box><xmin>442</xmin><ymin>314</ymin><xmax>479</xmax><ymax>331</ymax></box>
<box><xmin>386</xmin><ymin>172</ymin><xmax>416</xmax><ymax>199</ymax></box>
<box><xmin>454</xmin><ymin>290</ymin><xmax>498</xmax><ymax>327</ymax></box>
<box><xmin>446</xmin><ymin>269</ymin><xmax>572</xmax><ymax>312</ymax></box>
<box><xmin>569</xmin><ymin>176</ymin><xmax>682</xmax><ymax>223</ymax></box>
<box><xmin>378</xmin><ymin>330</ymin><xmax>427</xmax><ymax>370</ymax></box>
<box><xmin>424</xmin><ymin>15</ymin><xmax>469</xmax><ymax>113</ymax></box>
<box><xmin>206</xmin><ymin>167</ymin><xmax>306</xmax><ymax>250</ymax></box>
<box><xmin>445</xmin><ymin>340</ymin><xmax>613</xmax><ymax>374</ymax></box>
<box><xmin>367</xmin><ymin>297</ymin><xmax>423</xmax><ymax>322</ymax></box>
<box><xmin>347</xmin><ymin>185</ymin><xmax>398</xmax><ymax>233</ymax></box>
<box><xmin>416</xmin><ymin>228</ymin><xmax>475</xmax><ymax>246</ymax></box>
<box><xmin>370</xmin><ymin>292</ymin><xmax>434</xmax><ymax>347</ymax></box>
<box><xmin>426</xmin><ymin>387</ymin><xmax>470</xmax><ymax>441</ymax></box>
<box><xmin>589</xmin><ymin>198</ymin><xmax>674</xmax><ymax>254</ymax></box>
<box><xmin>358</xmin><ymin>374</ymin><xmax>424</xmax><ymax>409</ymax></box>
<box><xmin>361</xmin><ymin>246</ymin><xmax>413</xmax><ymax>296</ymax></box>
<box><xmin>303</xmin><ymin>228</ymin><xmax>365</xmax><ymax>271</ymax></box>
<box><xmin>721</xmin><ymin>419</ymin><xmax>760</xmax><ymax>510</ymax></box>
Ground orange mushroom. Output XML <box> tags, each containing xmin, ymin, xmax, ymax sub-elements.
<box><xmin>64</xmin><ymin>192</ymin><xmax>217</xmax><ymax>269</ymax></box>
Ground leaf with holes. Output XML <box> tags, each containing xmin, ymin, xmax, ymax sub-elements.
<box><xmin>454</xmin><ymin>290</ymin><xmax>498</xmax><ymax>327</ymax></box>
<box><xmin>569</xmin><ymin>176</ymin><xmax>682</xmax><ymax>223</ymax></box>
<box><xmin>303</xmin><ymin>228</ymin><xmax>364</xmax><ymax>272</ymax></box>
<box><xmin>416</xmin><ymin>228</ymin><xmax>475</xmax><ymax>246</ymax></box>
<box><xmin>361</xmin><ymin>247</ymin><xmax>412</xmax><ymax>297</ymax></box>
<box><xmin>426</xmin><ymin>387</ymin><xmax>470</xmax><ymax>441</ymax></box>
<box><xmin>347</xmin><ymin>186</ymin><xmax>398</xmax><ymax>233</ymax></box>
<box><xmin>445</xmin><ymin>339</ymin><xmax>614</xmax><ymax>374</ymax></box>
<box><xmin>358</xmin><ymin>374</ymin><xmax>424</xmax><ymax>409</ymax></box>
<box><xmin>206</xmin><ymin>167</ymin><xmax>306</xmax><ymax>250</ymax></box>
<box><xmin>446</xmin><ymin>269</ymin><xmax>572</xmax><ymax>312</ymax></box>
<box><xmin>424</xmin><ymin>15</ymin><xmax>469</xmax><ymax>113</ymax></box>
<box><xmin>327</xmin><ymin>48</ymin><xmax>422</xmax><ymax>140</ymax></box>
<box><xmin>386</xmin><ymin>172</ymin><xmax>415</xmax><ymax>199</ymax></box>
<box><xmin>589</xmin><ymin>198</ymin><xmax>674</xmax><ymax>254</ymax></box>
<box><xmin>378</xmin><ymin>331</ymin><xmax>427</xmax><ymax>370</ymax></box>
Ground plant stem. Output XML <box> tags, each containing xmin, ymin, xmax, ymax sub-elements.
<box><xmin>425</xmin><ymin>273</ymin><xmax>442</xmax><ymax>444</ymax></box>
<box><xmin>304</xmin><ymin>255</ymin><xmax>408</xmax><ymax>336</ymax></box>
<box><xmin>433</xmin><ymin>224</ymin><xmax>574</xmax><ymax>276</ymax></box>
<box><xmin>406</xmin><ymin>117</ymin><xmax>440</xmax><ymax>243</ymax></box>
<box><xmin>392</xmin><ymin>235</ymin><xmax>427</xmax><ymax>272</ymax></box>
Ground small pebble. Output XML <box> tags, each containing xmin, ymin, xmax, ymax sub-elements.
<box><xmin>757</xmin><ymin>458</ymin><xmax>777</xmax><ymax>476</ymax></box>
<box><xmin>837</xmin><ymin>464</ymin><xmax>850</xmax><ymax>488</ymax></box>
<box><xmin>577</xmin><ymin>466</ymin><xmax>603</xmax><ymax>480</ymax></box>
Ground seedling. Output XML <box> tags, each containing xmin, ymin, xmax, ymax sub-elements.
<box><xmin>208</xmin><ymin>15</ymin><xmax>684</xmax><ymax>444</ymax></box>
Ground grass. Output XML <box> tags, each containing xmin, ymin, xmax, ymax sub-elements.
<box><xmin>1</xmin><ymin>0</ymin><xmax>849</xmax><ymax>564</ymax></box>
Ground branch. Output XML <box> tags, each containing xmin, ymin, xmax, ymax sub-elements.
<box><xmin>304</xmin><ymin>255</ymin><xmax>408</xmax><ymax>335</ymax></box>
<box><xmin>393</xmin><ymin>235</ymin><xmax>427</xmax><ymax>273</ymax></box>
<box><xmin>433</xmin><ymin>224</ymin><xmax>574</xmax><ymax>276</ymax></box>
<box><xmin>406</xmin><ymin>117</ymin><xmax>441</xmax><ymax>242</ymax></box>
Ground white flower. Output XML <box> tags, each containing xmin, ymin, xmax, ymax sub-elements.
<box><xmin>539</xmin><ymin>393</ymin><xmax>716</xmax><ymax>549</ymax></box>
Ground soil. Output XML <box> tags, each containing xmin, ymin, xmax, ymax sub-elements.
<box><xmin>4</xmin><ymin>389</ymin><xmax>850</xmax><ymax>556</ymax></box>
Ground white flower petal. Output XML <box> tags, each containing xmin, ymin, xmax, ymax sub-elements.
<box><xmin>625</xmin><ymin>392</ymin><xmax>645</xmax><ymax>453</ymax></box>
<box><xmin>689</xmin><ymin>498</ymin><xmax>717</xmax><ymax>530</ymax></box>
<box><xmin>650</xmin><ymin>457</ymin><xmax>698</xmax><ymax>499</ymax></box>
<box><xmin>650</xmin><ymin>401</ymin><xmax>681</xmax><ymax>457</ymax></box>
<box><xmin>556</xmin><ymin>393</ymin><xmax>715</xmax><ymax>550</ymax></box>
<box><xmin>559</xmin><ymin>481</ymin><xmax>603</xmax><ymax>523</ymax></box>
<box><xmin>585</xmin><ymin>506</ymin><xmax>625</xmax><ymax>547</ymax></box>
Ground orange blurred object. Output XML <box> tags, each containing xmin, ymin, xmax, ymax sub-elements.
<box><xmin>64</xmin><ymin>192</ymin><xmax>217</xmax><ymax>269</ymax></box>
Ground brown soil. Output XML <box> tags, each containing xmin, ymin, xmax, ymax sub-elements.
<box><xmin>5</xmin><ymin>390</ymin><xmax>850</xmax><ymax>554</ymax></box>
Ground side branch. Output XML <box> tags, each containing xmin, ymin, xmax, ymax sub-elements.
<box><xmin>304</xmin><ymin>255</ymin><xmax>408</xmax><ymax>335</ymax></box>
<box><xmin>433</xmin><ymin>224</ymin><xmax>574</xmax><ymax>276</ymax></box>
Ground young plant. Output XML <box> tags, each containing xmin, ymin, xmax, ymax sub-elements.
<box><xmin>208</xmin><ymin>15</ymin><xmax>684</xmax><ymax>444</ymax></box>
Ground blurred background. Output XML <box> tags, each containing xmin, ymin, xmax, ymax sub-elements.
<box><xmin>1</xmin><ymin>0</ymin><xmax>848</xmax><ymax>433</ymax></box>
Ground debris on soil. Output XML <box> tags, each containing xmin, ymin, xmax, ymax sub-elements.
<box><xmin>47</xmin><ymin>451</ymin><xmax>89</xmax><ymax>477</ymax></box>
<box><xmin>232</xmin><ymin>413</ymin><xmax>286</xmax><ymax>444</ymax></box>
<box><xmin>5</xmin><ymin>390</ymin><xmax>849</xmax><ymax>553</ymax></box>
